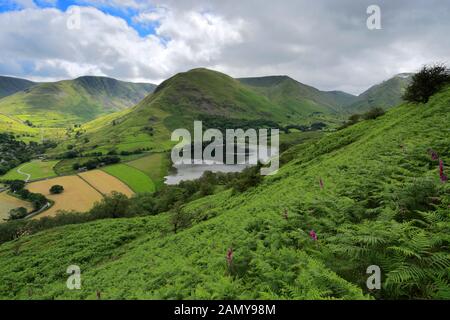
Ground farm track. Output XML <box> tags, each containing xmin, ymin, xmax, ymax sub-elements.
<box><xmin>16</xmin><ymin>165</ymin><xmax>31</xmax><ymax>182</ymax></box>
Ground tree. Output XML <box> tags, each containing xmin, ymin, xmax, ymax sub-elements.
<box><xmin>28</xmin><ymin>193</ymin><xmax>47</xmax><ymax>210</ymax></box>
<box><xmin>9</xmin><ymin>180</ymin><xmax>25</xmax><ymax>192</ymax></box>
<box><xmin>8</xmin><ymin>207</ymin><xmax>28</xmax><ymax>220</ymax></box>
<box><xmin>403</xmin><ymin>63</ymin><xmax>450</xmax><ymax>103</ymax></box>
<box><xmin>49</xmin><ymin>185</ymin><xmax>64</xmax><ymax>194</ymax></box>
<box><xmin>348</xmin><ymin>114</ymin><xmax>361</xmax><ymax>123</ymax></box>
<box><xmin>89</xmin><ymin>192</ymin><xmax>131</xmax><ymax>219</ymax></box>
<box><xmin>363</xmin><ymin>107</ymin><xmax>385</xmax><ymax>120</ymax></box>
<box><xmin>170</xmin><ymin>204</ymin><xmax>191</xmax><ymax>233</ymax></box>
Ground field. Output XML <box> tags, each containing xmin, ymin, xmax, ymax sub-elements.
<box><xmin>53</xmin><ymin>153</ymin><xmax>149</xmax><ymax>176</ymax></box>
<box><xmin>126</xmin><ymin>153</ymin><xmax>170</xmax><ymax>189</ymax></box>
<box><xmin>1</xmin><ymin>160</ymin><xmax>59</xmax><ymax>181</ymax></box>
<box><xmin>102</xmin><ymin>164</ymin><xmax>156</xmax><ymax>193</ymax></box>
<box><xmin>0</xmin><ymin>192</ymin><xmax>33</xmax><ymax>222</ymax></box>
<box><xmin>78</xmin><ymin>170</ymin><xmax>134</xmax><ymax>197</ymax></box>
<box><xmin>26</xmin><ymin>176</ymin><xmax>103</xmax><ymax>218</ymax></box>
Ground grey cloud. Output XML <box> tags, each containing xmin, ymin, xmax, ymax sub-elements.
<box><xmin>1</xmin><ymin>0</ymin><xmax>449</xmax><ymax>94</ymax></box>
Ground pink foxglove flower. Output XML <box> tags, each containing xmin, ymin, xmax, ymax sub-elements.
<box><xmin>429</xmin><ymin>149</ymin><xmax>439</xmax><ymax>161</ymax></box>
<box><xmin>309</xmin><ymin>230</ymin><xmax>318</xmax><ymax>241</ymax></box>
<box><xmin>439</xmin><ymin>160</ymin><xmax>448</xmax><ymax>183</ymax></box>
<box><xmin>226</xmin><ymin>248</ymin><xmax>233</xmax><ymax>266</ymax></box>
<box><xmin>283</xmin><ymin>208</ymin><xmax>288</xmax><ymax>220</ymax></box>
<box><xmin>319</xmin><ymin>178</ymin><xmax>324</xmax><ymax>189</ymax></box>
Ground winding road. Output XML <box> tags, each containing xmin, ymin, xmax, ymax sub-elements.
<box><xmin>17</xmin><ymin>165</ymin><xmax>31</xmax><ymax>182</ymax></box>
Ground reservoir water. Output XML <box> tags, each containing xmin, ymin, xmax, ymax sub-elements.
<box><xmin>164</xmin><ymin>144</ymin><xmax>277</xmax><ymax>185</ymax></box>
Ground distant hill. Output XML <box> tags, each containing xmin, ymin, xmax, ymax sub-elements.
<box><xmin>346</xmin><ymin>73</ymin><xmax>413</xmax><ymax>113</ymax></box>
<box><xmin>0</xmin><ymin>76</ymin><xmax>36</xmax><ymax>99</ymax></box>
<box><xmin>54</xmin><ymin>68</ymin><xmax>353</xmax><ymax>154</ymax></box>
<box><xmin>238</xmin><ymin>75</ymin><xmax>357</xmax><ymax>114</ymax></box>
<box><xmin>0</xmin><ymin>76</ymin><xmax>156</xmax><ymax>127</ymax></box>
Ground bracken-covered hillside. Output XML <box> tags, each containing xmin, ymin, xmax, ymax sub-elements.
<box><xmin>0</xmin><ymin>87</ymin><xmax>449</xmax><ymax>300</ymax></box>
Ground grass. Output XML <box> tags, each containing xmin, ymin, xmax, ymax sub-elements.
<box><xmin>102</xmin><ymin>164</ymin><xmax>156</xmax><ymax>193</ymax></box>
<box><xmin>1</xmin><ymin>160</ymin><xmax>59</xmax><ymax>181</ymax></box>
<box><xmin>126</xmin><ymin>153</ymin><xmax>170</xmax><ymax>189</ymax></box>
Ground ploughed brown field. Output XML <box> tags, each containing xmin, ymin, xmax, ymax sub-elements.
<box><xmin>27</xmin><ymin>173</ymin><xmax>134</xmax><ymax>219</ymax></box>
<box><xmin>0</xmin><ymin>192</ymin><xmax>33</xmax><ymax>223</ymax></box>
<box><xmin>78</xmin><ymin>170</ymin><xmax>134</xmax><ymax>197</ymax></box>
<box><xmin>27</xmin><ymin>176</ymin><xmax>103</xmax><ymax>218</ymax></box>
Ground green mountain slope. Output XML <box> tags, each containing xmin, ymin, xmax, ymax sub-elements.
<box><xmin>1</xmin><ymin>86</ymin><xmax>449</xmax><ymax>299</ymax></box>
<box><xmin>239</xmin><ymin>76</ymin><xmax>357</xmax><ymax>114</ymax></box>
<box><xmin>347</xmin><ymin>73</ymin><xmax>413</xmax><ymax>112</ymax></box>
<box><xmin>0</xmin><ymin>76</ymin><xmax>36</xmax><ymax>99</ymax></box>
<box><xmin>55</xmin><ymin>69</ymin><xmax>353</xmax><ymax>154</ymax></box>
<box><xmin>0</xmin><ymin>76</ymin><xmax>156</xmax><ymax>127</ymax></box>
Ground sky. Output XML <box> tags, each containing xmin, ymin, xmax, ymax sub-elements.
<box><xmin>0</xmin><ymin>0</ymin><xmax>449</xmax><ymax>95</ymax></box>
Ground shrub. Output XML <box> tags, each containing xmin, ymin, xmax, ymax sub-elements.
<box><xmin>363</xmin><ymin>107</ymin><xmax>385</xmax><ymax>120</ymax></box>
<box><xmin>348</xmin><ymin>114</ymin><xmax>361</xmax><ymax>123</ymax></box>
<box><xmin>49</xmin><ymin>185</ymin><xmax>64</xmax><ymax>194</ymax></box>
<box><xmin>403</xmin><ymin>63</ymin><xmax>450</xmax><ymax>103</ymax></box>
<box><xmin>8</xmin><ymin>207</ymin><xmax>28</xmax><ymax>220</ymax></box>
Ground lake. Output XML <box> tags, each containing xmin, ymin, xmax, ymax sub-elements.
<box><xmin>164</xmin><ymin>144</ymin><xmax>277</xmax><ymax>185</ymax></box>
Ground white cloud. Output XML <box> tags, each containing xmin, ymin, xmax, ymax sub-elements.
<box><xmin>0</xmin><ymin>5</ymin><xmax>245</xmax><ymax>83</ymax></box>
<box><xmin>1</xmin><ymin>0</ymin><xmax>450</xmax><ymax>94</ymax></box>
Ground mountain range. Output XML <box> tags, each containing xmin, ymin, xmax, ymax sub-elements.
<box><xmin>0</xmin><ymin>69</ymin><xmax>412</xmax><ymax>153</ymax></box>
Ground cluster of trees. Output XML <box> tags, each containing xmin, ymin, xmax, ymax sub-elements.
<box><xmin>72</xmin><ymin>155</ymin><xmax>121</xmax><ymax>171</ymax></box>
<box><xmin>107</xmin><ymin>148</ymin><xmax>149</xmax><ymax>156</ymax></box>
<box><xmin>284</xmin><ymin>122</ymin><xmax>327</xmax><ymax>133</ymax></box>
<box><xmin>339</xmin><ymin>107</ymin><xmax>386</xmax><ymax>130</ymax></box>
<box><xmin>0</xmin><ymin>133</ymin><xmax>56</xmax><ymax>175</ymax></box>
<box><xmin>198</xmin><ymin>114</ymin><xmax>327</xmax><ymax>134</ymax></box>
<box><xmin>62</xmin><ymin>148</ymin><xmax>150</xmax><ymax>160</ymax></box>
<box><xmin>199</xmin><ymin>115</ymin><xmax>280</xmax><ymax>132</ymax></box>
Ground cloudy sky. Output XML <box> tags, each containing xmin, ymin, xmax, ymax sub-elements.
<box><xmin>0</xmin><ymin>0</ymin><xmax>449</xmax><ymax>94</ymax></box>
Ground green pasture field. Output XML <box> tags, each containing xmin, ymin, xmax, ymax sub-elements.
<box><xmin>0</xmin><ymin>160</ymin><xmax>58</xmax><ymax>181</ymax></box>
<box><xmin>102</xmin><ymin>164</ymin><xmax>156</xmax><ymax>193</ymax></box>
<box><xmin>126</xmin><ymin>153</ymin><xmax>170</xmax><ymax>189</ymax></box>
